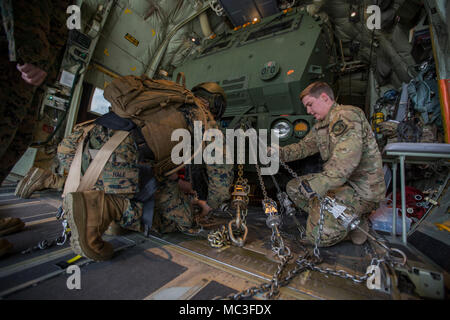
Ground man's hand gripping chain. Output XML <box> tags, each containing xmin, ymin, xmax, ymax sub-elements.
<box><xmin>278</xmin><ymin>155</ymin><xmax>407</xmax><ymax>291</ymax></box>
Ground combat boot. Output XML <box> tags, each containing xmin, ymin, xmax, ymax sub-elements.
<box><xmin>0</xmin><ymin>217</ymin><xmax>25</xmax><ymax>236</ymax></box>
<box><xmin>105</xmin><ymin>221</ymin><xmax>128</xmax><ymax>236</ymax></box>
<box><xmin>15</xmin><ymin>167</ymin><xmax>65</xmax><ymax>198</ymax></box>
<box><xmin>349</xmin><ymin>217</ymin><xmax>369</xmax><ymax>245</ymax></box>
<box><xmin>64</xmin><ymin>190</ymin><xmax>125</xmax><ymax>261</ymax></box>
<box><xmin>0</xmin><ymin>239</ymin><xmax>13</xmax><ymax>258</ymax></box>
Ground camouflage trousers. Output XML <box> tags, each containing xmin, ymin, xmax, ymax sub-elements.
<box><xmin>286</xmin><ymin>177</ymin><xmax>378</xmax><ymax>247</ymax></box>
<box><xmin>74</xmin><ymin>180</ymin><xmax>193</xmax><ymax>234</ymax></box>
<box><xmin>0</xmin><ymin>58</ymin><xmax>40</xmax><ymax>184</ymax></box>
<box><xmin>152</xmin><ymin>178</ymin><xmax>194</xmax><ymax>233</ymax></box>
<box><xmin>65</xmin><ymin>191</ymin><xmax>144</xmax><ymax>233</ymax></box>
<box><xmin>91</xmin><ymin>179</ymin><xmax>194</xmax><ymax>234</ymax></box>
<box><xmin>117</xmin><ymin>195</ymin><xmax>144</xmax><ymax>232</ymax></box>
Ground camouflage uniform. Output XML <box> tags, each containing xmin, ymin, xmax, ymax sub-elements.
<box><xmin>0</xmin><ymin>0</ymin><xmax>70</xmax><ymax>183</ymax></box>
<box><xmin>58</xmin><ymin>105</ymin><xmax>233</xmax><ymax>234</ymax></box>
<box><xmin>282</xmin><ymin>103</ymin><xmax>386</xmax><ymax>247</ymax></box>
<box><xmin>153</xmin><ymin>104</ymin><xmax>234</xmax><ymax>233</ymax></box>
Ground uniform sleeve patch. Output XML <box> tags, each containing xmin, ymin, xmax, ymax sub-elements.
<box><xmin>331</xmin><ymin>120</ymin><xmax>347</xmax><ymax>136</ymax></box>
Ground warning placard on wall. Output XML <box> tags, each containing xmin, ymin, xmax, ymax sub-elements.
<box><xmin>124</xmin><ymin>33</ymin><xmax>139</xmax><ymax>47</ymax></box>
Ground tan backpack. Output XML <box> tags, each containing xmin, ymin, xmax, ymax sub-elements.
<box><xmin>104</xmin><ymin>73</ymin><xmax>204</xmax><ymax>124</ymax></box>
<box><xmin>103</xmin><ymin>73</ymin><xmax>214</xmax><ymax>179</ymax></box>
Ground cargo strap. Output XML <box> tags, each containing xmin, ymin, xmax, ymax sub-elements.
<box><xmin>63</xmin><ymin>124</ymin><xmax>130</xmax><ymax>196</ymax></box>
<box><xmin>63</xmin><ymin>124</ymin><xmax>95</xmax><ymax>196</ymax></box>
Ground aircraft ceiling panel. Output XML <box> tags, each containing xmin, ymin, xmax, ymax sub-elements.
<box><xmin>89</xmin><ymin>0</ymin><xmax>201</xmax><ymax>81</ymax></box>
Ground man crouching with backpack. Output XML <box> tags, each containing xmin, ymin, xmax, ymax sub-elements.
<box><xmin>152</xmin><ymin>82</ymin><xmax>234</xmax><ymax>235</ymax></box>
<box><xmin>17</xmin><ymin>79</ymin><xmax>233</xmax><ymax>261</ymax></box>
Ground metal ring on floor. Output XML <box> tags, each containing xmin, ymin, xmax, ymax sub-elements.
<box><xmin>389</xmin><ymin>248</ymin><xmax>407</xmax><ymax>266</ymax></box>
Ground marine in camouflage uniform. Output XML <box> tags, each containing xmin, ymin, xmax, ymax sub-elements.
<box><xmin>152</xmin><ymin>85</ymin><xmax>234</xmax><ymax>234</ymax></box>
<box><xmin>0</xmin><ymin>0</ymin><xmax>70</xmax><ymax>257</ymax></box>
<box><xmin>282</xmin><ymin>82</ymin><xmax>386</xmax><ymax>247</ymax></box>
<box><xmin>0</xmin><ymin>0</ymin><xmax>70</xmax><ymax>183</ymax></box>
<box><xmin>58</xmin><ymin>103</ymin><xmax>234</xmax><ymax>236</ymax></box>
<box><xmin>61</xmin><ymin>82</ymin><xmax>233</xmax><ymax>260</ymax></box>
<box><xmin>57</xmin><ymin>121</ymin><xmax>144</xmax><ymax>233</ymax></box>
<box><xmin>18</xmin><ymin>83</ymin><xmax>233</xmax><ymax>237</ymax></box>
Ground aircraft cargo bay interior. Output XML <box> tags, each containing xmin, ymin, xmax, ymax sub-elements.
<box><xmin>0</xmin><ymin>0</ymin><xmax>449</xmax><ymax>302</ymax></box>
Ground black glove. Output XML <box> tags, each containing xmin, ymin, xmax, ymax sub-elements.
<box><xmin>298</xmin><ymin>180</ymin><xmax>317</xmax><ymax>199</ymax></box>
<box><xmin>189</xmin><ymin>164</ymin><xmax>208</xmax><ymax>201</ymax></box>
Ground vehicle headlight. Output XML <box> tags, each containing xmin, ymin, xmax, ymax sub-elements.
<box><xmin>272</xmin><ymin>120</ymin><xmax>292</xmax><ymax>139</ymax></box>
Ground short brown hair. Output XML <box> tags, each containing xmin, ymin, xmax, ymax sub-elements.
<box><xmin>299</xmin><ymin>82</ymin><xmax>335</xmax><ymax>101</ymax></box>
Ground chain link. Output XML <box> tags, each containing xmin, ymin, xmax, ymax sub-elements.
<box><xmin>207</xmin><ymin>152</ymin><xmax>250</xmax><ymax>248</ymax></box>
<box><xmin>297</xmin><ymin>258</ymin><xmax>375</xmax><ymax>283</ymax></box>
<box><xmin>207</xmin><ymin>225</ymin><xmax>230</xmax><ymax>248</ymax></box>
<box><xmin>278</xmin><ymin>157</ymin><xmax>407</xmax><ymax>286</ymax></box>
<box><xmin>255</xmin><ymin>155</ymin><xmax>295</xmax><ymax>298</ymax></box>
<box><xmin>213</xmin><ymin>124</ymin><xmax>408</xmax><ymax>299</ymax></box>
<box><xmin>267</xmin><ymin>252</ymin><xmax>293</xmax><ymax>299</ymax></box>
<box><xmin>22</xmin><ymin>207</ymin><xmax>70</xmax><ymax>254</ymax></box>
<box><xmin>279</xmin><ymin>157</ymin><xmax>302</xmax><ymax>182</ymax></box>
<box><xmin>313</xmin><ymin>199</ymin><xmax>326</xmax><ymax>259</ymax></box>
<box><xmin>255</xmin><ymin>163</ymin><xmax>269</xmax><ymax>201</ymax></box>
<box><xmin>224</xmin><ymin>252</ymin><xmax>309</xmax><ymax>300</ymax></box>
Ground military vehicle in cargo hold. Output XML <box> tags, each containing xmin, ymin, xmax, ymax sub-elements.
<box><xmin>173</xmin><ymin>7</ymin><xmax>333</xmax><ymax>145</ymax></box>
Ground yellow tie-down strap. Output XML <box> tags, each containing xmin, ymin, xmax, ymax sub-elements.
<box><xmin>67</xmin><ymin>255</ymin><xmax>82</xmax><ymax>264</ymax></box>
<box><xmin>435</xmin><ymin>221</ymin><xmax>450</xmax><ymax>233</ymax></box>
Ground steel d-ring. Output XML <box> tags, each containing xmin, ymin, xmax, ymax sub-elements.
<box><xmin>228</xmin><ymin>220</ymin><xmax>248</xmax><ymax>247</ymax></box>
<box><xmin>389</xmin><ymin>248</ymin><xmax>407</xmax><ymax>266</ymax></box>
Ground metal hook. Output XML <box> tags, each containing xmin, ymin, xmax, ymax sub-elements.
<box><xmin>228</xmin><ymin>219</ymin><xmax>248</xmax><ymax>247</ymax></box>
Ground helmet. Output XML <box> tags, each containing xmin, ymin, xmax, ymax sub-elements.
<box><xmin>192</xmin><ymin>82</ymin><xmax>227</xmax><ymax>104</ymax></box>
<box><xmin>192</xmin><ymin>82</ymin><xmax>227</xmax><ymax>119</ymax></box>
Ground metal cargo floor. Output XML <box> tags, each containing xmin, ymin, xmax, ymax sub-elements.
<box><xmin>0</xmin><ymin>181</ymin><xmax>446</xmax><ymax>300</ymax></box>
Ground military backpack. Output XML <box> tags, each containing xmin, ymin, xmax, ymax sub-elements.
<box><xmin>104</xmin><ymin>73</ymin><xmax>214</xmax><ymax>179</ymax></box>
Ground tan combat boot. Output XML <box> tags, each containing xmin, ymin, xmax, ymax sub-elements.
<box><xmin>64</xmin><ymin>190</ymin><xmax>126</xmax><ymax>261</ymax></box>
<box><xmin>0</xmin><ymin>239</ymin><xmax>13</xmax><ymax>258</ymax></box>
<box><xmin>15</xmin><ymin>167</ymin><xmax>66</xmax><ymax>199</ymax></box>
<box><xmin>0</xmin><ymin>217</ymin><xmax>25</xmax><ymax>236</ymax></box>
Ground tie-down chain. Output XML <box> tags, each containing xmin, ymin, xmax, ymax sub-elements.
<box><xmin>217</xmin><ymin>121</ymin><xmax>407</xmax><ymax>299</ymax></box>
<box><xmin>21</xmin><ymin>206</ymin><xmax>72</xmax><ymax>254</ymax></box>
<box><xmin>207</xmin><ymin>162</ymin><xmax>250</xmax><ymax>248</ymax></box>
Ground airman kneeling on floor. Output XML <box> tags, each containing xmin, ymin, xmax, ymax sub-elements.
<box><xmin>279</xmin><ymin>82</ymin><xmax>386</xmax><ymax>247</ymax></box>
